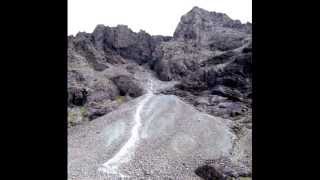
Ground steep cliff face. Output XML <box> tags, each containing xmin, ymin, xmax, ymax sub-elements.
<box><xmin>151</xmin><ymin>7</ymin><xmax>252</xmax><ymax>120</ymax></box>
<box><xmin>173</xmin><ymin>7</ymin><xmax>251</xmax><ymax>49</ymax></box>
<box><xmin>91</xmin><ymin>24</ymin><xmax>171</xmax><ymax>65</ymax></box>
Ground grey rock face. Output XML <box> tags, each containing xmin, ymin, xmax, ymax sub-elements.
<box><xmin>154</xmin><ymin>42</ymin><xmax>252</xmax><ymax>116</ymax></box>
<box><xmin>91</xmin><ymin>24</ymin><xmax>171</xmax><ymax>65</ymax></box>
<box><xmin>153</xmin><ymin>6</ymin><xmax>251</xmax><ymax>87</ymax></box>
<box><xmin>71</xmin><ymin>33</ymin><xmax>110</xmax><ymax>71</ymax></box>
<box><xmin>152</xmin><ymin>40</ymin><xmax>206</xmax><ymax>81</ymax></box>
<box><xmin>152</xmin><ymin>7</ymin><xmax>252</xmax><ymax>122</ymax></box>
<box><xmin>173</xmin><ymin>6</ymin><xmax>251</xmax><ymax>50</ymax></box>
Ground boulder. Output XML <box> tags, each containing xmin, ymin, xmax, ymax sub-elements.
<box><xmin>195</xmin><ymin>165</ymin><xmax>227</xmax><ymax>180</ymax></box>
<box><xmin>68</xmin><ymin>87</ymin><xmax>88</xmax><ymax>106</ymax></box>
<box><xmin>111</xmin><ymin>75</ymin><xmax>144</xmax><ymax>97</ymax></box>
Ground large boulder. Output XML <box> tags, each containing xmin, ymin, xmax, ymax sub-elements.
<box><xmin>111</xmin><ymin>75</ymin><xmax>144</xmax><ymax>97</ymax></box>
<box><xmin>88</xmin><ymin>79</ymin><xmax>120</xmax><ymax>101</ymax></box>
<box><xmin>68</xmin><ymin>87</ymin><xmax>88</xmax><ymax>107</ymax></box>
<box><xmin>84</xmin><ymin>79</ymin><xmax>121</xmax><ymax>120</ymax></box>
<box><xmin>195</xmin><ymin>165</ymin><xmax>228</xmax><ymax>180</ymax></box>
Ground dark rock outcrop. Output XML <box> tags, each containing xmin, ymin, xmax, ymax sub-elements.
<box><xmin>156</xmin><ymin>42</ymin><xmax>252</xmax><ymax>120</ymax></box>
<box><xmin>195</xmin><ymin>165</ymin><xmax>227</xmax><ymax>180</ymax></box>
<box><xmin>92</xmin><ymin>24</ymin><xmax>171</xmax><ymax>65</ymax></box>
<box><xmin>69</xmin><ymin>24</ymin><xmax>172</xmax><ymax>71</ymax></box>
<box><xmin>71</xmin><ymin>32</ymin><xmax>110</xmax><ymax>71</ymax></box>
<box><xmin>68</xmin><ymin>87</ymin><xmax>88</xmax><ymax>106</ymax></box>
<box><xmin>111</xmin><ymin>75</ymin><xmax>144</xmax><ymax>97</ymax></box>
<box><xmin>152</xmin><ymin>40</ymin><xmax>204</xmax><ymax>81</ymax></box>
<box><xmin>152</xmin><ymin>7</ymin><xmax>252</xmax><ymax>99</ymax></box>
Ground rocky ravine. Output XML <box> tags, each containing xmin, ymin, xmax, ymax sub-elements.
<box><xmin>68</xmin><ymin>6</ymin><xmax>252</xmax><ymax>180</ymax></box>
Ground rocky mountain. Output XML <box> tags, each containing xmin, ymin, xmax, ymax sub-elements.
<box><xmin>68</xmin><ymin>6</ymin><xmax>252</xmax><ymax>180</ymax></box>
<box><xmin>173</xmin><ymin>7</ymin><xmax>251</xmax><ymax>48</ymax></box>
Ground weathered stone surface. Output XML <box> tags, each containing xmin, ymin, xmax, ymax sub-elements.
<box><xmin>152</xmin><ymin>7</ymin><xmax>252</xmax><ymax>113</ymax></box>
<box><xmin>174</xmin><ymin>6</ymin><xmax>251</xmax><ymax>50</ymax></box>
<box><xmin>152</xmin><ymin>40</ymin><xmax>208</xmax><ymax>81</ymax></box>
<box><xmin>91</xmin><ymin>24</ymin><xmax>171</xmax><ymax>65</ymax></box>
<box><xmin>72</xmin><ymin>32</ymin><xmax>110</xmax><ymax>71</ymax></box>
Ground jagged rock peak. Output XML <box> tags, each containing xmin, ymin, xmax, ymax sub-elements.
<box><xmin>174</xmin><ymin>6</ymin><xmax>251</xmax><ymax>41</ymax></box>
<box><xmin>68</xmin><ymin>23</ymin><xmax>173</xmax><ymax>66</ymax></box>
<box><xmin>93</xmin><ymin>24</ymin><xmax>144</xmax><ymax>34</ymax></box>
<box><xmin>188</xmin><ymin>6</ymin><xmax>232</xmax><ymax>24</ymax></box>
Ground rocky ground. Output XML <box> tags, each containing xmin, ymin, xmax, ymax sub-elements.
<box><xmin>68</xmin><ymin>6</ymin><xmax>252</xmax><ymax>180</ymax></box>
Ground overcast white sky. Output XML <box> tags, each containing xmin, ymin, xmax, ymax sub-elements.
<box><xmin>68</xmin><ymin>0</ymin><xmax>251</xmax><ymax>36</ymax></box>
